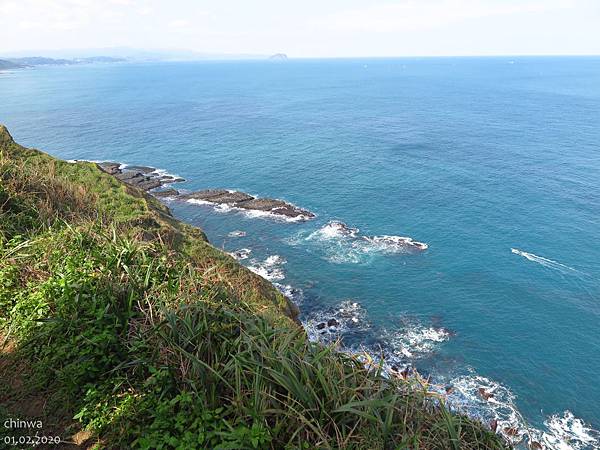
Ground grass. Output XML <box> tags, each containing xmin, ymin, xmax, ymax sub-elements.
<box><xmin>0</xmin><ymin>124</ymin><xmax>508</xmax><ymax>449</ymax></box>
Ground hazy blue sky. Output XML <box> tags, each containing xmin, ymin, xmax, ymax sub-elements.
<box><xmin>1</xmin><ymin>0</ymin><xmax>599</xmax><ymax>57</ymax></box>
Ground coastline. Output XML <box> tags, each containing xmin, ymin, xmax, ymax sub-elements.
<box><xmin>87</xmin><ymin>156</ymin><xmax>600</xmax><ymax>449</ymax></box>
<box><xmin>0</xmin><ymin>124</ymin><xmax>509</xmax><ymax>449</ymax></box>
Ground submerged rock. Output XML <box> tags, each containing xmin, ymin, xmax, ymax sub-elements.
<box><xmin>180</xmin><ymin>189</ymin><xmax>231</xmax><ymax>201</ymax></box>
<box><xmin>100</xmin><ymin>161</ymin><xmax>313</xmax><ymax>219</ymax></box>
<box><xmin>208</xmin><ymin>191</ymin><xmax>255</xmax><ymax>204</ymax></box>
<box><xmin>158</xmin><ymin>176</ymin><xmax>185</xmax><ymax>183</ymax></box>
<box><xmin>235</xmin><ymin>198</ymin><xmax>315</xmax><ymax>219</ymax></box>
<box><xmin>114</xmin><ymin>171</ymin><xmax>145</xmax><ymax>182</ymax></box>
<box><xmin>98</xmin><ymin>162</ymin><xmax>185</xmax><ymax>192</ymax></box>
<box><xmin>125</xmin><ymin>165</ymin><xmax>155</xmax><ymax>174</ymax></box>
<box><xmin>153</xmin><ymin>188</ymin><xmax>180</xmax><ymax>198</ymax></box>
<box><xmin>180</xmin><ymin>189</ymin><xmax>314</xmax><ymax>220</ymax></box>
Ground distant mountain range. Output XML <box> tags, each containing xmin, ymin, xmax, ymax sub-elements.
<box><xmin>0</xmin><ymin>49</ymin><xmax>290</xmax><ymax>71</ymax></box>
<box><xmin>0</xmin><ymin>56</ymin><xmax>126</xmax><ymax>70</ymax></box>
<box><xmin>269</xmin><ymin>53</ymin><xmax>288</xmax><ymax>60</ymax></box>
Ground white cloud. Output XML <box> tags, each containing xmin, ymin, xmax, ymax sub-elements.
<box><xmin>168</xmin><ymin>19</ymin><xmax>190</xmax><ymax>29</ymax></box>
<box><xmin>312</xmin><ymin>0</ymin><xmax>576</xmax><ymax>33</ymax></box>
<box><xmin>1</xmin><ymin>0</ymin><xmax>146</xmax><ymax>31</ymax></box>
<box><xmin>0</xmin><ymin>0</ymin><xmax>597</xmax><ymax>56</ymax></box>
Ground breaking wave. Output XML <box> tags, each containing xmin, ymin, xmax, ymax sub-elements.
<box><xmin>185</xmin><ymin>198</ymin><xmax>311</xmax><ymax>223</ymax></box>
<box><xmin>536</xmin><ymin>411</ymin><xmax>600</xmax><ymax>450</ymax></box>
<box><xmin>228</xmin><ymin>248</ymin><xmax>252</xmax><ymax>260</ymax></box>
<box><xmin>247</xmin><ymin>255</ymin><xmax>287</xmax><ymax>281</ymax></box>
<box><xmin>301</xmin><ymin>298</ymin><xmax>599</xmax><ymax>450</ymax></box>
<box><xmin>440</xmin><ymin>373</ymin><xmax>600</xmax><ymax>449</ymax></box>
<box><xmin>381</xmin><ymin>322</ymin><xmax>451</xmax><ymax>359</ymax></box>
<box><xmin>273</xmin><ymin>283</ymin><xmax>305</xmax><ymax>305</ymax></box>
<box><xmin>292</xmin><ymin>221</ymin><xmax>427</xmax><ymax>264</ymax></box>
<box><xmin>304</xmin><ymin>300</ymin><xmax>371</xmax><ymax>343</ymax></box>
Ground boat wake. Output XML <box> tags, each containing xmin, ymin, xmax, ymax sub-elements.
<box><xmin>511</xmin><ymin>248</ymin><xmax>580</xmax><ymax>274</ymax></box>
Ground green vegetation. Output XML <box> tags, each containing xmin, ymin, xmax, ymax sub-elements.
<box><xmin>0</xmin><ymin>125</ymin><xmax>507</xmax><ymax>449</ymax></box>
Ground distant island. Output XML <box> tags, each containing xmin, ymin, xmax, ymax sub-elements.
<box><xmin>269</xmin><ymin>53</ymin><xmax>288</xmax><ymax>60</ymax></box>
<box><xmin>0</xmin><ymin>56</ymin><xmax>126</xmax><ymax>70</ymax></box>
<box><xmin>0</xmin><ymin>59</ymin><xmax>21</xmax><ymax>70</ymax></box>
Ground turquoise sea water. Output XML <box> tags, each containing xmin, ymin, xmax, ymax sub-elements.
<box><xmin>1</xmin><ymin>57</ymin><xmax>599</xmax><ymax>448</ymax></box>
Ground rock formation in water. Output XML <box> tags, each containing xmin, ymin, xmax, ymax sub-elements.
<box><xmin>180</xmin><ymin>189</ymin><xmax>315</xmax><ymax>220</ymax></box>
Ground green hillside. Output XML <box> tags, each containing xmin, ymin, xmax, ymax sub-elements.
<box><xmin>0</xmin><ymin>125</ymin><xmax>506</xmax><ymax>449</ymax></box>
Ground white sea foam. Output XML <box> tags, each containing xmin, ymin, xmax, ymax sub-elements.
<box><xmin>228</xmin><ymin>230</ymin><xmax>247</xmax><ymax>238</ymax></box>
<box><xmin>242</xmin><ymin>208</ymin><xmax>313</xmax><ymax>223</ymax></box>
<box><xmin>214</xmin><ymin>203</ymin><xmax>232</xmax><ymax>213</ymax></box>
<box><xmin>300</xmin><ymin>221</ymin><xmax>427</xmax><ymax>264</ymax></box>
<box><xmin>247</xmin><ymin>255</ymin><xmax>287</xmax><ymax>281</ymax></box>
<box><xmin>441</xmin><ymin>373</ymin><xmax>600</xmax><ymax>449</ymax></box>
<box><xmin>304</xmin><ymin>300</ymin><xmax>370</xmax><ymax>342</ymax></box>
<box><xmin>535</xmin><ymin>411</ymin><xmax>600</xmax><ymax>450</ymax></box>
<box><xmin>311</xmin><ymin>221</ymin><xmax>360</xmax><ymax>239</ymax></box>
<box><xmin>273</xmin><ymin>283</ymin><xmax>304</xmax><ymax>304</ymax></box>
<box><xmin>186</xmin><ymin>198</ymin><xmax>213</xmax><ymax>206</ymax></box>
<box><xmin>443</xmin><ymin>373</ymin><xmax>527</xmax><ymax>444</ymax></box>
<box><xmin>365</xmin><ymin>235</ymin><xmax>428</xmax><ymax>251</ymax></box>
<box><xmin>302</xmin><ymin>299</ymin><xmax>600</xmax><ymax>450</ymax></box>
<box><xmin>141</xmin><ymin>166</ymin><xmax>182</xmax><ymax>181</ymax></box>
<box><xmin>185</xmin><ymin>199</ymin><xmax>311</xmax><ymax>223</ymax></box>
<box><xmin>228</xmin><ymin>248</ymin><xmax>252</xmax><ymax>260</ymax></box>
<box><xmin>511</xmin><ymin>248</ymin><xmax>579</xmax><ymax>273</ymax></box>
<box><xmin>75</xmin><ymin>160</ymin><xmax>184</xmax><ymax>184</ymax></box>
<box><xmin>383</xmin><ymin>324</ymin><xmax>450</xmax><ymax>359</ymax></box>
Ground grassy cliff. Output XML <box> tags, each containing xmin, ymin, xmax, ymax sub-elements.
<box><xmin>0</xmin><ymin>126</ymin><xmax>506</xmax><ymax>449</ymax></box>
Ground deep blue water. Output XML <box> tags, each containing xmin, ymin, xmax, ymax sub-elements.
<box><xmin>1</xmin><ymin>57</ymin><xmax>599</xmax><ymax>448</ymax></box>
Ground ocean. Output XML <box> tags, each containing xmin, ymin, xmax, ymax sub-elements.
<box><xmin>1</xmin><ymin>56</ymin><xmax>599</xmax><ymax>448</ymax></box>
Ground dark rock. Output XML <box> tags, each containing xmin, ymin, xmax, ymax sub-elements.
<box><xmin>490</xmin><ymin>419</ymin><xmax>498</xmax><ymax>433</ymax></box>
<box><xmin>180</xmin><ymin>190</ymin><xmax>254</xmax><ymax>204</ymax></box>
<box><xmin>158</xmin><ymin>175</ymin><xmax>186</xmax><ymax>183</ymax></box>
<box><xmin>180</xmin><ymin>189</ymin><xmax>230</xmax><ymax>201</ymax></box>
<box><xmin>209</xmin><ymin>191</ymin><xmax>254</xmax><ymax>204</ymax></box>
<box><xmin>235</xmin><ymin>198</ymin><xmax>288</xmax><ymax>211</ymax></box>
<box><xmin>136</xmin><ymin>179</ymin><xmax>163</xmax><ymax>191</ymax></box>
<box><xmin>115</xmin><ymin>171</ymin><xmax>144</xmax><ymax>182</ymax></box>
<box><xmin>126</xmin><ymin>165</ymin><xmax>155</xmax><ymax>174</ymax></box>
<box><xmin>97</xmin><ymin>162</ymin><xmax>121</xmax><ymax>175</ymax></box>
<box><xmin>235</xmin><ymin>198</ymin><xmax>315</xmax><ymax>219</ymax></box>
<box><xmin>316</xmin><ymin>322</ymin><xmax>326</xmax><ymax>330</ymax></box>
<box><xmin>478</xmin><ymin>388</ymin><xmax>494</xmax><ymax>401</ymax></box>
<box><xmin>153</xmin><ymin>189</ymin><xmax>179</xmax><ymax>198</ymax></box>
<box><xmin>179</xmin><ymin>189</ymin><xmax>314</xmax><ymax>220</ymax></box>
<box><xmin>327</xmin><ymin>318</ymin><xmax>339</xmax><ymax>327</ymax></box>
<box><xmin>113</xmin><ymin>170</ymin><xmax>168</xmax><ymax>191</ymax></box>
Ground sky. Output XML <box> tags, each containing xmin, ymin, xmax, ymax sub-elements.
<box><xmin>1</xmin><ymin>0</ymin><xmax>599</xmax><ymax>58</ymax></box>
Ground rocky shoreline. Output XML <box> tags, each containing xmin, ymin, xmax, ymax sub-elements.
<box><xmin>97</xmin><ymin>162</ymin><xmax>315</xmax><ymax>220</ymax></box>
